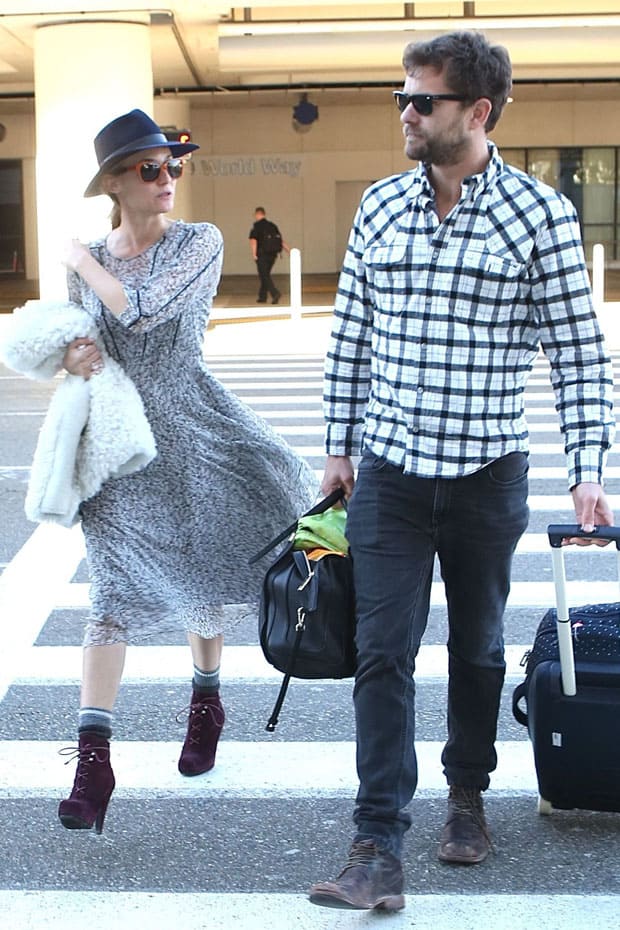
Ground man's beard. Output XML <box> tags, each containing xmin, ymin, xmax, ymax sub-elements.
<box><xmin>405</xmin><ymin>129</ymin><xmax>469</xmax><ymax>166</ymax></box>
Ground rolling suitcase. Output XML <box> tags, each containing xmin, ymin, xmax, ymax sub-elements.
<box><xmin>512</xmin><ymin>524</ymin><xmax>620</xmax><ymax>814</ymax></box>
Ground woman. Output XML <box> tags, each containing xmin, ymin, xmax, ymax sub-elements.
<box><xmin>57</xmin><ymin>109</ymin><xmax>317</xmax><ymax>834</ymax></box>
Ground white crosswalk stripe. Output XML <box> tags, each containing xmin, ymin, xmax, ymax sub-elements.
<box><xmin>47</xmin><ymin>577</ymin><xmax>620</xmax><ymax>610</ymax></box>
<box><xmin>2</xmin><ymin>890</ymin><xmax>617</xmax><ymax>930</ymax></box>
<box><xmin>11</xmin><ymin>643</ymin><xmax>532</xmax><ymax>683</ymax></box>
<box><xmin>0</xmin><ymin>740</ymin><xmax>539</xmax><ymax>799</ymax></box>
<box><xmin>1</xmin><ymin>345</ymin><xmax>620</xmax><ymax>928</ymax></box>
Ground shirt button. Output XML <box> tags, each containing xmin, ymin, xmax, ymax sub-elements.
<box><xmin>416</xmin><ymin>386</ymin><xmax>424</xmax><ymax>394</ymax></box>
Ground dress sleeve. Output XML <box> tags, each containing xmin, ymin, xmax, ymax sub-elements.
<box><xmin>66</xmin><ymin>253</ymin><xmax>105</xmax><ymax>322</ymax></box>
<box><xmin>67</xmin><ymin>269</ymin><xmax>81</xmax><ymax>305</ymax></box>
<box><xmin>117</xmin><ymin>223</ymin><xmax>224</xmax><ymax>332</ymax></box>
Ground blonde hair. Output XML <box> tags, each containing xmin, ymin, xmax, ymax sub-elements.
<box><xmin>109</xmin><ymin>195</ymin><xmax>121</xmax><ymax>230</ymax></box>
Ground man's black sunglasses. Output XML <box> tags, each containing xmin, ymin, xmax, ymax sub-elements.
<box><xmin>393</xmin><ymin>91</ymin><xmax>467</xmax><ymax>116</ymax></box>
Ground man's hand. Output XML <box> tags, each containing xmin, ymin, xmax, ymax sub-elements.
<box><xmin>62</xmin><ymin>338</ymin><xmax>103</xmax><ymax>380</ymax></box>
<box><xmin>321</xmin><ymin>454</ymin><xmax>355</xmax><ymax>500</ymax></box>
<box><xmin>565</xmin><ymin>481</ymin><xmax>614</xmax><ymax>546</ymax></box>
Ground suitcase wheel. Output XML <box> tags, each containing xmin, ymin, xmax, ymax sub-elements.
<box><xmin>537</xmin><ymin>795</ymin><xmax>553</xmax><ymax>816</ymax></box>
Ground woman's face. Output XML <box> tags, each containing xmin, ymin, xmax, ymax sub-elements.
<box><xmin>105</xmin><ymin>146</ymin><xmax>181</xmax><ymax>215</ymax></box>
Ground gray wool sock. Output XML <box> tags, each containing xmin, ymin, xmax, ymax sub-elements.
<box><xmin>192</xmin><ymin>665</ymin><xmax>220</xmax><ymax>695</ymax></box>
<box><xmin>78</xmin><ymin>706</ymin><xmax>113</xmax><ymax>739</ymax></box>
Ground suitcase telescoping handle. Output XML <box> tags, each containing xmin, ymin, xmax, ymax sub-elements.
<box><xmin>546</xmin><ymin>525</ymin><xmax>620</xmax><ymax>697</ymax></box>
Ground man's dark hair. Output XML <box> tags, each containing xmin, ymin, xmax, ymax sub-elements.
<box><xmin>402</xmin><ymin>31</ymin><xmax>512</xmax><ymax>131</ymax></box>
<box><xmin>255</xmin><ymin>206</ymin><xmax>266</xmax><ymax>214</ymax></box>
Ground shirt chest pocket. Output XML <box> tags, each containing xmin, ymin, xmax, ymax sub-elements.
<box><xmin>364</xmin><ymin>243</ymin><xmax>410</xmax><ymax>317</ymax></box>
<box><xmin>450</xmin><ymin>250</ymin><xmax>525</xmax><ymax>324</ymax></box>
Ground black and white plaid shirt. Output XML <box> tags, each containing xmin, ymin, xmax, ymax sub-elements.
<box><xmin>324</xmin><ymin>145</ymin><xmax>615</xmax><ymax>487</ymax></box>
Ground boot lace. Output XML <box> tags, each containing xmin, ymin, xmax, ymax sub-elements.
<box><xmin>176</xmin><ymin>699</ymin><xmax>225</xmax><ymax>747</ymax></box>
<box><xmin>448</xmin><ymin>787</ymin><xmax>494</xmax><ymax>853</ymax></box>
<box><xmin>58</xmin><ymin>745</ymin><xmax>111</xmax><ymax>796</ymax></box>
<box><xmin>340</xmin><ymin>840</ymin><xmax>379</xmax><ymax>873</ymax></box>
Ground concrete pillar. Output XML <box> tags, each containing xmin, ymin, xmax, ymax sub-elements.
<box><xmin>34</xmin><ymin>19</ymin><xmax>153</xmax><ymax>298</ymax></box>
<box><xmin>153</xmin><ymin>97</ymin><xmax>193</xmax><ymax>224</ymax></box>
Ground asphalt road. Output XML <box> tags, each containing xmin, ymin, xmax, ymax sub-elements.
<box><xmin>1</xmin><ymin>316</ymin><xmax>619</xmax><ymax>930</ymax></box>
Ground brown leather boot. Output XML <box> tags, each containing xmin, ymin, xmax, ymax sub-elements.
<box><xmin>309</xmin><ymin>839</ymin><xmax>405</xmax><ymax>911</ymax></box>
<box><xmin>438</xmin><ymin>786</ymin><xmax>492</xmax><ymax>864</ymax></box>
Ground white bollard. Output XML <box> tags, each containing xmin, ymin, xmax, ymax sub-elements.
<box><xmin>289</xmin><ymin>247</ymin><xmax>302</xmax><ymax>322</ymax></box>
<box><xmin>591</xmin><ymin>242</ymin><xmax>620</xmax><ymax>350</ymax></box>
<box><xmin>591</xmin><ymin>242</ymin><xmax>605</xmax><ymax>311</ymax></box>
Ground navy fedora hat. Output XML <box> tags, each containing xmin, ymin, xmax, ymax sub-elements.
<box><xmin>84</xmin><ymin>108</ymin><xmax>199</xmax><ymax>197</ymax></box>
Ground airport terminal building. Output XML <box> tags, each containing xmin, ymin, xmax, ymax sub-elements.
<box><xmin>0</xmin><ymin>2</ymin><xmax>618</xmax><ymax>299</ymax></box>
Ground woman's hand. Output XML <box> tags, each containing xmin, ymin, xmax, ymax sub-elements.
<box><xmin>62</xmin><ymin>338</ymin><xmax>103</xmax><ymax>380</ymax></box>
<box><xmin>62</xmin><ymin>239</ymin><xmax>92</xmax><ymax>274</ymax></box>
<box><xmin>62</xmin><ymin>238</ymin><xmax>128</xmax><ymax>318</ymax></box>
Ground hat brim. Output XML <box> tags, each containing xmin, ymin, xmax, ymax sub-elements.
<box><xmin>84</xmin><ymin>139</ymin><xmax>199</xmax><ymax>197</ymax></box>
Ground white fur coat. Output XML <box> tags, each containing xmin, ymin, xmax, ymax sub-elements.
<box><xmin>0</xmin><ymin>299</ymin><xmax>157</xmax><ymax>526</ymax></box>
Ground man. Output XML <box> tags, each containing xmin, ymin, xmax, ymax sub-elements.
<box><xmin>309</xmin><ymin>31</ymin><xmax>615</xmax><ymax>912</ymax></box>
<box><xmin>248</xmin><ymin>206</ymin><xmax>289</xmax><ymax>304</ymax></box>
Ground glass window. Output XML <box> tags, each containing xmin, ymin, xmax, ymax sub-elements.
<box><xmin>0</xmin><ymin>160</ymin><xmax>25</xmax><ymax>277</ymax></box>
<box><xmin>523</xmin><ymin>146</ymin><xmax>618</xmax><ymax>261</ymax></box>
<box><xmin>581</xmin><ymin>148</ymin><xmax>615</xmax><ymax>225</ymax></box>
<box><xmin>582</xmin><ymin>225</ymin><xmax>615</xmax><ymax>263</ymax></box>
<box><xmin>526</xmin><ymin>149</ymin><xmax>560</xmax><ymax>189</ymax></box>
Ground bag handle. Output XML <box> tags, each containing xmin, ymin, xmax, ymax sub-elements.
<box><xmin>265</xmin><ymin>619</ymin><xmax>305</xmax><ymax>731</ymax></box>
<box><xmin>547</xmin><ymin>524</ymin><xmax>620</xmax><ymax>549</ymax></box>
<box><xmin>250</xmin><ymin>487</ymin><xmax>345</xmax><ymax>564</ymax></box>
<box><xmin>511</xmin><ymin>680</ymin><xmax>528</xmax><ymax>727</ymax></box>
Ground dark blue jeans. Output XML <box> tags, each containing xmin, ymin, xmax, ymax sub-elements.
<box><xmin>346</xmin><ymin>449</ymin><xmax>529</xmax><ymax>858</ymax></box>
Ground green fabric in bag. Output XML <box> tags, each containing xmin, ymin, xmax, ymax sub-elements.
<box><xmin>293</xmin><ymin>506</ymin><xmax>348</xmax><ymax>553</ymax></box>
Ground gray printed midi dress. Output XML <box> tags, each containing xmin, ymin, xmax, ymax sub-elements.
<box><xmin>67</xmin><ymin>220</ymin><xmax>318</xmax><ymax>645</ymax></box>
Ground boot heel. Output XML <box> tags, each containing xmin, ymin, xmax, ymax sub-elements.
<box><xmin>94</xmin><ymin>790</ymin><xmax>113</xmax><ymax>834</ymax></box>
<box><xmin>377</xmin><ymin>894</ymin><xmax>406</xmax><ymax>911</ymax></box>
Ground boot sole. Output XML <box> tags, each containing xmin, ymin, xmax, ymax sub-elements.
<box><xmin>438</xmin><ymin>845</ymin><xmax>489</xmax><ymax>865</ymax></box>
<box><xmin>178</xmin><ymin>761</ymin><xmax>215</xmax><ymax>777</ymax></box>
<box><xmin>309</xmin><ymin>891</ymin><xmax>405</xmax><ymax>911</ymax></box>
<box><xmin>59</xmin><ymin>814</ymin><xmax>94</xmax><ymax>831</ymax></box>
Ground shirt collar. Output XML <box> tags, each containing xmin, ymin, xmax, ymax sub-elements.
<box><xmin>464</xmin><ymin>142</ymin><xmax>503</xmax><ymax>195</ymax></box>
<box><xmin>410</xmin><ymin>142</ymin><xmax>503</xmax><ymax>206</ymax></box>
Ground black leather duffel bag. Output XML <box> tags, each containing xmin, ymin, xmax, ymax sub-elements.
<box><xmin>251</xmin><ymin>488</ymin><xmax>356</xmax><ymax>731</ymax></box>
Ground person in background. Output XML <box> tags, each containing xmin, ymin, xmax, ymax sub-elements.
<box><xmin>309</xmin><ymin>30</ymin><xmax>615</xmax><ymax>911</ymax></box>
<box><xmin>249</xmin><ymin>206</ymin><xmax>290</xmax><ymax>304</ymax></box>
<box><xmin>54</xmin><ymin>109</ymin><xmax>316</xmax><ymax>835</ymax></box>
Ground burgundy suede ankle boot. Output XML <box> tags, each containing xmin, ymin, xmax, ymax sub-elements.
<box><xmin>178</xmin><ymin>689</ymin><xmax>225</xmax><ymax>776</ymax></box>
<box><xmin>58</xmin><ymin>731</ymin><xmax>115</xmax><ymax>834</ymax></box>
